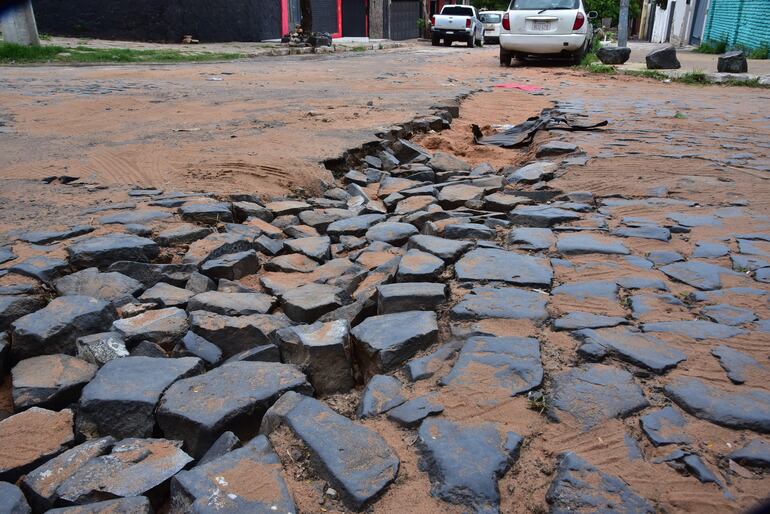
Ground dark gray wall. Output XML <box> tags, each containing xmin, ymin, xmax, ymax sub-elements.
<box><xmin>33</xmin><ymin>0</ymin><xmax>282</xmax><ymax>42</ymax></box>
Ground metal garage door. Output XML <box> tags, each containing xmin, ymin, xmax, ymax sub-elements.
<box><xmin>312</xmin><ymin>0</ymin><xmax>340</xmax><ymax>35</ymax></box>
<box><xmin>390</xmin><ymin>0</ymin><xmax>420</xmax><ymax>40</ymax></box>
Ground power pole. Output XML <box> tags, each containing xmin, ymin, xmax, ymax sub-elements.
<box><xmin>618</xmin><ymin>0</ymin><xmax>630</xmax><ymax>47</ymax></box>
<box><xmin>1</xmin><ymin>0</ymin><xmax>40</xmax><ymax>46</ymax></box>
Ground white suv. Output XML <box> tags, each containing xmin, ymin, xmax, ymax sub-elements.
<box><xmin>499</xmin><ymin>0</ymin><xmax>597</xmax><ymax>66</ymax></box>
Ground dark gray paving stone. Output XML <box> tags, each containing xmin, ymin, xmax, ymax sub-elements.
<box><xmin>232</xmin><ymin>200</ymin><xmax>272</xmax><ymax>222</ymax></box>
<box><xmin>100</xmin><ymin>210</ymin><xmax>171</xmax><ymax>225</ymax></box>
<box><xmin>265</xmin><ymin>253</ymin><xmax>317</xmax><ymax>273</ymax></box>
<box><xmin>12</xmin><ymin>354</ymin><xmax>97</xmax><ymax>410</ymax></box>
<box><xmin>179</xmin><ymin>203</ymin><xmax>233</xmax><ymax>224</ymax></box>
<box><xmin>647</xmin><ymin>250</ymin><xmax>684</xmax><ymax>266</ymax></box>
<box><xmin>365</xmin><ymin>222</ymin><xmax>418</xmax><ymax>246</ymax></box>
<box><xmin>0</xmin><ymin>295</ymin><xmax>46</xmax><ymax>332</ymax></box>
<box><xmin>508</xmin><ymin>205</ymin><xmax>581</xmax><ymax>228</ymax></box>
<box><xmin>692</xmin><ymin>242</ymin><xmax>729</xmax><ymax>259</ymax></box>
<box><xmin>281</xmin><ymin>283</ymin><xmax>342</xmax><ymax>323</ymax></box>
<box><xmin>327</xmin><ymin>214</ymin><xmax>387</xmax><ymax>239</ymax></box>
<box><xmin>553</xmin><ymin>312</ymin><xmax>628</xmax><ymax>331</ymax></box>
<box><xmin>76</xmin><ymin>332</ymin><xmax>129</xmax><ymax>366</ymax></box>
<box><xmin>682</xmin><ymin>454</ymin><xmax>722</xmax><ymax>486</ymax></box>
<box><xmin>189</xmin><ymin>310</ymin><xmax>292</xmax><ymax>359</ymax></box>
<box><xmin>55</xmin><ymin>438</ymin><xmax>192</xmax><ymax>505</ymax></box>
<box><xmin>199</xmin><ymin>250</ymin><xmax>259</xmax><ymax>281</ymax></box>
<box><xmin>630</xmin><ymin>293</ymin><xmax>684</xmax><ymax>319</ymax></box>
<box><xmin>0</xmin><ymin>481</ymin><xmax>31</xmax><ymax>514</ymax></box>
<box><xmin>187</xmin><ymin>291</ymin><xmax>275</xmax><ymax>316</ymax></box>
<box><xmin>441</xmin><ymin>336</ymin><xmax>542</xmax><ymax>396</ymax></box>
<box><xmin>112</xmin><ymin>306</ymin><xmax>189</xmax><ymax>346</ymax></box>
<box><xmin>260</xmin><ymin>392</ymin><xmax>399</xmax><ymax>510</ymax></box>
<box><xmin>642</xmin><ymin>320</ymin><xmax>744</xmax><ymax>340</ymax></box>
<box><xmin>666</xmin><ymin>212</ymin><xmax>721</xmax><ymax>227</ymax></box>
<box><xmin>616</xmin><ymin>277</ymin><xmax>669</xmax><ymax>291</ymax></box>
<box><xmin>640</xmin><ymin>406</ymin><xmax>692</xmax><ymax>446</ymax></box>
<box><xmin>196</xmin><ymin>431</ymin><xmax>241</xmax><ymax>467</ymax></box>
<box><xmin>299</xmin><ymin>208</ymin><xmax>354</xmax><ymax>232</ymax></box>
<box><xmin>185</xmin><ymin>271</ymin><xmax>216</xmax><ymax>294</ymax></box>
<box><xmin>556</xmin><ymin>233</ymin><xmax>630</xmax><ymax>255</ymax></box>
<box><xmin>20</xmin><ymin>225</ymin><xmax>94</xmax><ymax>245</ymax></box>
<box><xmin>397</xmin><ymin>249</ymin><xmax>444</xmax><ymax>282</ymax></box>
<box><xmin>612</xmin><ymin>225</ymin><xmax>671</xmax><ymax>241</ymax></box>
<box><xmin>507</xmin><ymin>227</ymin><xmax>555</xmax><ymax>250</ymax></box>
<box><xmin>406</xmin><ymin>341</ymin><xmax>463</xmax><ymax>382</ymax></box>
<box><xmin>351</xmin><ymin>310</ymin><xmax>438</xmax><ymax>378</ymax></box>
<box><xmin>54</xmin><ymin>268</ymin><xmax>144</xmax><ymax>306</ymax></box>
<box><xmin>407</xmin><ymin>234</ymin><xmax>473</xmax><ymax>263</ymax></box>
<box><xmin>660</xmin><ymin>261</ymin><xmax>739</xmax><ymax>290</ymax></box>
<box><xmin>451</xmin><ymin>286</ymin><xmax>548</xmax><ymax>321</ymax></box>
<box><xmin>9</xmin><ymin>256</ymin><xmax>68</xmax><ymax>283</ymax></box>
<box><xmin>437</xmin><ymin>184</ymin><xmax>484</xmax><ymax>208</ymax></box>
<box><xmin>182</xmin><ymin>233</ymin><xmax>253</xmax><ymax>266</ymax></box>
<box><xmin>455</xmin><ymin>248</ymin><xmax>552</xmax><ymax>286</ymax></box>
<box><xmin>276</xmin><ymin>319</ymin><xmax>353</xmax><ymax>395</ymax></box>
<box><xmin>129</xmin><ymin>340</ymin><xmax>167</xmax><ymax>358</ymax></box>
<box><xmin>11</xmin><ymin>295</ymin><xmax>116</xmax><ymax>361</ymax></box>
<box><xmin>137</xmin><ymin>282</ymin><xmax>193</xmax><ymax>308</ymax></box>
<box><xmin>387</xmin><ymin>394</ymin><xmax>444</xmax><ymax>428</ymax></box>
<box><xmin>377</xmin><ymin>282</ymin><xmax>446</xmax><ymax>314</ymax></box>
<box><xmin>156</xmin><ymin>223</ymin><xmax>213</xmax><ymax>247</ymax></box>
<box><xmin>0</xmin><ymin>407</ymin><xmax>74</xmax><ymax>482</ymax></box>
<box><xmin>737</xmin><ymin>239</ymin><xmax>770</xmax><ymax>257</ymax></box>
<box><xmin>483</xmin><ymin>192</ymin><xmax>530</xmax><ymax>212</ymax></box>
<box><xmin>537</xmin><ymin>141</ymin><xmax>578</xmax><ymax>157</ymax></box>
<box><xmin>729</xmin><ymin>439</ymin><xmax>770</xmax><ymax>468</ymax></box>
<box><xmin>21</xmin><ymin>436</ymin><xmax>114</xmax><ymax>512</ymax></box>
<box><xmin>574</xmin><ymin>327</ymin><xmax>687</xmax><ymax>374</ymax></box>
<box><xmin>665</xmin><ymin>377</ymin><xmax>770</xmax><ymax>432</ymax></box>
<box><xmin>172</xmin><ymin>331</ymin><xmax>223</xmax><ymax>367</ymax></box>
<box><xmin>756</xmin><ymin>319</ymin><xmax>770</xmax><ymax>333</ymax></box>
<box><xmin>444</xmin><ymin>223</ymin><xmax>496</xmax><ymax>241</ymax></box>
<box><xmin>624</xmin><ymin>433</ymin><xmax>644</xmax><ymax>461</ymax></box>
<box><xmin>550</xmin><ymin>364</ymin><xmax>649</xmax><ymax>429</ymax></box>
<box><xmin>429</xmin><ymin>151</ymin><xmax>470</xmax><ymax>172</ymax></box>
<box><xmin>157</xmin><ymin>361</ymin><xmax>310</xmax><ymax>457</ymax></box>
<box><xmin>756</xmin><ymin>267</ymin><xmax>770</xmax><ymax>283</ymax></box>
<box><xmin>702</xmin><ymin>304</ymin><xmax>757</xmax><ymax>326</ymax></box>
<box><xmin>418</xmin><ymin>418</ymin><xmax>522</xmax><ymax>514</ymax></box>
<box><xmin>170</xmin><ymin>435</ymin><xmax>294</xmax><ymax>513</ymax></box>
<box><xmin>546</xmin><ymin>452</ymin><xmax>654</xmax><ymax>513</ymax></box>
<box><xmin>108</xmin><ymin>261</ymin><xmax>197</xmax><ymax>288</ymax></box>
<box><xmin>0</xmin><ymin>247</ymin><xmax>15</xmax><ymax>265</ymax></box>
<box><xmin>285</xmin><ymin>236</ymin><xmax>331</xmax><ymax>262</ymax></box>
<box><xmin>506</xmin><ymin>161</ymin><xmax>557</xmax><ymax>183</ymax></box>
<box><xmin>711</xmin><ymin>345</ymin><xmax>764</xmax><ymax>384</ymax></box>
<box><xmin>264</xmin><ymin>200</ymin><xmax>311</xmax><ymax>217</ymax></box>
<box><xmin>77</xmin><ymin>356</ymin><xmax>203</xmax><ymax>439</ymax></box>
<box><xmin>358</xmin><ymin>375</ymin><xmax>406</xmax><ymax>418</ymax></box>
<box><xmin>732</xmin><ymin>254</ymin><xmax>770</xmax><ymax>272</ymax></box>
<box><xmin>68</xmin><ymin>234</ymin><xmax>159</xmax><ymax>270</ymax></box>
<box><xmin>224</xmin><ymin>344</ymin><xmax>281</xmax><ymax>364</ymax></box>
<box><xmin>553</xmin><ymin>280</ymin><xmax>619</xmax><ymax>300</ymax></box>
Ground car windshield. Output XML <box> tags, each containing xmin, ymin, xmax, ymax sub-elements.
<box><xmin>510</xmin><ymin>0</ymin><xmax>578</xmax><ymax>9</ymax></box>
<box><xmin>442</xmin><ymin>6</ymin><xmax>475</xmax><ymax>15</ymax></box>
<box><xmin>479</xmin><ymin>13</ymin><xmax>502</xmax><ymax>23</ymax></box>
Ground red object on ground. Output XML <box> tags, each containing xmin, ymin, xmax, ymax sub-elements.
<box><xmin>493</xmin><ymin>83</ymin><xmax>543</xmax><ymax>92</ymax></box>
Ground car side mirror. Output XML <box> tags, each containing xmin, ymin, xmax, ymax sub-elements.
<box><xmin>587</xmin><ymin>11</ymin><xmax>598</xmax><ymax>19</ymax></box>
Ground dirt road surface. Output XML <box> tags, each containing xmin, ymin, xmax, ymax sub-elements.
<box><xmin>1</xmin><ymin>43</ymin><xmax>769</xmax><ymax>513</ymax></box>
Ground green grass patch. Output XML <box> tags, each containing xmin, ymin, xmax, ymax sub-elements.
<box><xmin>0</xmin><ymin>42</ymin><xmax>243</xmax><ymax>64</ymax></box>
<box><xmin>694</xmin><ymin>39</ymin><xmax>727</xmax><ymax>54</ymax></box>
<box><xmin>586</xmin><ymin>62</ymin><xmax>617</xmax><ymax>74</ymax></box>
<box><xmin>748</xmin><ymin>45</ymin><xmax>769</xmax><ymax>60</ymax></box>
<box><xmin>38</xmin><ymin>33</ymin><xmax>53</xmax><ymax>41</ymax></box>
<box><xmin>675</xmin><ymin>71</ymin><xmax>709</xmax><ymax>84</ymax></box>
<box><xmin>352</xmin><ymin>46</ymin><xmax>367</xmax><ymax>52</ymax></box>
<box><xmin>624</xmin><ymin>69</ymin><xmax>667</xmax><ymax>80</ymax></box>
<box><xmin>673</xmin><ymin>111</ymin><xmax>687</xmax><ymax>119</ymax></box>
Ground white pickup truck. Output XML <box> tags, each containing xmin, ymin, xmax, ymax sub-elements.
<box><xmin>431</xmin><ymin>5</ymin><xmax>484</xmax><ymax>48</ymax></box>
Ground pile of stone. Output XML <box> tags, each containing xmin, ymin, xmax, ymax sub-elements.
<box><xmin>0</xmin><ymin>102</ymin><xmax>769</xmax><ymax>512</ymax></box>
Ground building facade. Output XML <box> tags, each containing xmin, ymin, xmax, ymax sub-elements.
<box><xmin>648</xmin><ymin>0</ymin><xmax>711</xmax><ymax>46</ymax></box>
<box><xmin>701</xmin><ymin>0</ymin><xmax>770</xmax><ymax>50</ymax></box>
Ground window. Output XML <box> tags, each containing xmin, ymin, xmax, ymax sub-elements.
<box><xmin>510</xmin><ymin>0</ymin><xmax>579</xmax><ymax>10</ymax></box>
<box><xmin>479</xmin><ymin>13</ymin><xmax>502</xmax><ymax>23</ymax></box>
<box><xmin>442</xmin><ymin>6</ymin><xmax>475</xmax><ymax>15</ymax></box>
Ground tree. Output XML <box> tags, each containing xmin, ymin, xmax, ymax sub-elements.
<box><xmin>300</xmin><ymin>0</ymin><xmax>313</xmax><ymax>33</ymax></box>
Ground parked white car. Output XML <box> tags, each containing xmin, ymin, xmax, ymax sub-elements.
<box><xmin>499</xmin><ymin>0</ymin><xmax>597</xmax><ymax>65</ymax></box>
<box><xmin>479</xmin><ymin>10</ymin><xmax>505</xmax><ymax>43</ymax></box>
<box><xmin>431</xmin><ymin>5</ymin><xmax>484</xmax><ymax>48</ymax></box>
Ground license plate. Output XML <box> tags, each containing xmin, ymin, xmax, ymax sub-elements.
<box><xmin>533</xmin><ymin>21</ymin><xmax>550</xmax><ymax>30</ymax></box>
<box><xmin>485</xmin><ymin>24</ymin><xmax>495</xmax><ymax>29</ymax></box>
<box><xmin>485</xmin><ymin>29</ymin><xmax>495</xmax><ymax>33</ymax></box>
<box><xmin>445</xmin><ymin>31</ymin><xmax>454</xmax><ymax>34</ymax></box>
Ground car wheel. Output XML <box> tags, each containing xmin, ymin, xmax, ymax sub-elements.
<box><xmin>478</xmin><ymin>31</ymin><xmax>484</xmax><ymax>47</ymax></box>
<box><xmin>570</xmin><ymin>41</ymin><xmax>587</xmax><ymax>65</ymax></box>
<box><xmin>499</xmin><ymin>48</ymin><xmax>512</xmax><ymax>67</ymax></box>
<box><xmin>443</xmin><ymin>39</ymin><xmax>452</xmax><ymax>47</ymax></box>
<box><xmin>431</xmin><ymin>35</ymin><xmax>440</xmax><ymax>46</ymax></box>
<box><xmin>467</xmin><ymin>34</ymin><xmax>475</xmax><ymax>48</ymax></box>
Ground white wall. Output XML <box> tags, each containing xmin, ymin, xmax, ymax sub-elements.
<box><xmin>650</xmin><ymin>5</ymin><xmax>671</xmax><ymax>43</ymax></box>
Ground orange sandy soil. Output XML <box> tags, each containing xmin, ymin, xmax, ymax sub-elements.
<box><xmin>2</xmin><ymin>43</ymin><xmax>770</xmax><ymax>513</ymax></box>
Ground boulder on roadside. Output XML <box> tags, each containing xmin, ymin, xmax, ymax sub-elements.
<box><xmin>718</xmin><ymin>50</ymin><xmax>748</xmax><ymax>73</ymax></box>
<box><xmin>646</xmin><ymin>44</ymin><xmax>681</xmax><ymax>69</ymax></box>
<box><xmin>597</xmin><ymin>46</ymin><xmax>631</xmax><ymax>65</ymax></box>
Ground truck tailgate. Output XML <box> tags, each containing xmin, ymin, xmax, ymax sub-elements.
<box><xmin>433</xmin><ymin>15</ymin><xmax>469</xmax><ymax>31</ymax></box>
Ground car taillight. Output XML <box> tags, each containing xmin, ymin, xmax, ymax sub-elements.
<box><xmin>431</xmin><ymin>15</ymin><xmax>435</xmax><ymax>27</ymax></box>
<box><xmin>573</xmin><ymin>12</ymin><xmax>585</xmax><ymax>30</ymax></box>
<box><xmin>502</xmin><ymin>12</ymin><xmax>510</xmax><ymax>31</ymax></box>
<box><xmin>466</xmin><ymin>18</ymin><xmax>471</xmax><ymax>28</ymax></box>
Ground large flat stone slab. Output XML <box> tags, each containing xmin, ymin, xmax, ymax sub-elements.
<box><xmin>351</xmin><ymin>310</ymin><xmax>438</xmax><ymax>378</ymax></box>
<box><xmin>711</xmin><ymin>345</ymin><xmax>765</xmax><ymax>384</ymax></box>
<box><xmin>377</xmin><ymin>282</ymin><xmax>447</xmax><ymax>314</ymax></box>
<box><xmin>549</xmin><ymin>364</ymin><xmax>648</xmax><ymax>429</ymax></box>
<box><xmin>665</xmin><ymin>377</ymin><xmax>770</xmax><ymax>433</ymax></box>
<box><xmin>187</xmin><ymin>291</ymin><xmax>275</xmax><ymax>316</ymax></box>
<box><xmin>556</xmin><ymin>233</ymin><xmax>630</xmax><ymax>255</ymax></box>
<box><xmin>0</xmin><ymin>294</ymin><xmax>46</xmax><ymax>331</ymax></box>
<box><xmin>11</xmin><ymin>295</ymin><xmax>117</xmax><ymax>361</ymax></box>
<box><xmin>451</xmin><ymin>287</ymin><xmax>548</xmax><ymax>321</ymax></box>
<box><xmin>642</xmin><ymin>320</ymin><xmax>744</xmax><ymax>340</ymax></box>
<box><xmin>358</xmin><ymin>375</ymin><xmax>406</xmax><ymax>418</ymax></box>
<box><xmin>407</xmin><ymin>234</ymin><xmax>473</xmax><ymax>263</ymax></box>
<box><xmin>77</xmin><ymin>356</ymin><xmax>203</xmax><ymax>439</ymax></box>
<box><xmin>158</xmin><ymin>361</ymin><xmax>311</xmax><ymax>457</ymax></box>
<box><xmin>546</xmin><ymin>452</ymin><xmax>654</xmax><ymax>513</ymax></box>
<box><xmin>170</xmin><ymin>435</ymin><xmax>295</xmax><ymax>513</ymax></box>
<box><xmin>508</xmin><ymin>205</ymin><xmax>581</xmax><ymax>227</ymax></box>
<box><xmin>639</xmin><ymin>406</ymin><xmax>691</xmax><ymax>446</ymax></box>
<box><xmin>67</xmin><ymin>234</ymin><xmax>159</xmax><ymax>270</ymax></box>
<box><xmin>660</xmin><ymin>261</ymin><xmax>738</xmax><ymax>290</ymax></box>
<box><xmin>47</xmin><ymin>497</ymin><xmax>151</xmax><ymax>513</ymax></box>
<box><xmin>189</xmin><ymin>311</ymin><xmax>293</xmax><ymax>359</ymax></box>
<box><xmin>455</xmin><ymin>248</ymin><xmax>552</xmax><ymax>286</ymax></box>
<box><xmin>441</xmin><ymin>336</ymin><xmax>542</xmax><ymax>396</ymax></box>
<box><xmin>574</xmin><ymin>327</ymin><xmax>687</xmax><ymax>374</ymax></box>
<box><xmin>418</xmin><ymin>418</ymin><xmax>522</xmax><ymax>513</ymax></box>
<box><xmin>112</xmin><ymin>306</ymin><xmax>190</xmax><ymax>346</ymax></box>
<box><xmin>12</xmin><ymin>354</ymin><xmax>97</xmax><ymax>410</ymax></box>
<box><xmin>261</xmin><ymin>392</ymin><xmax>399</xmax><ymax>510</ymax></box>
